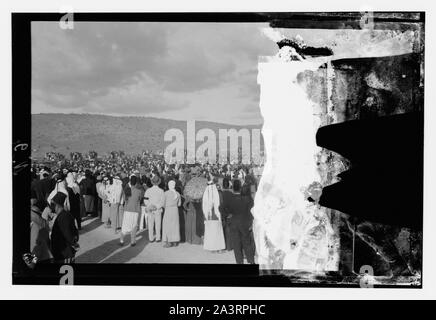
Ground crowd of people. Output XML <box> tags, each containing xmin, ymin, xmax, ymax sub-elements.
<box><xmin>28</xmin><ymin>153</ymin><xmax>264</xmax><ymax>265</ymax></box>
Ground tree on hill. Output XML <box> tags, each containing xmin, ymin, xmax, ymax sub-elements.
<box><xmin>70</xmin><ymin>152</ymin><xmax>83</xmax><ymax>161</ymax></box>
<box><xmin>88</xmin><ymin>150</ymin><xmax>98</xmax><ymax>160</ymax></box>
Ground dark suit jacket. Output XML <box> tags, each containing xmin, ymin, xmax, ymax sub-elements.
<box><xmin>66</xmin><ymin>187</ymin><xmax>81</xmax><ymax>217</ymax></box>
<box><xmin>219</xmin><ymin>190</ymin><xmax>232</xmax><ymax>221</ymax></box>
<box><xmin>51</xmin><ymin>210</ymin><xmax>79</xmax><ymax>260</ymax></box>
<box><xmin>80</xmin><ymin>177</ymin><xmax>96</xmax><ymax>196</ymax></box>
<box><xmin>220</xmin><ymin>192</ymin><xmax>253</xmax><ymax>226</ymax></box>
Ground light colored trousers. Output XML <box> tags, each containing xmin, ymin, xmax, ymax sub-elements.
<box><xmin>148</xmin><ymin>210</ymin><xmax>162</xmax><ymax>241</ymax></box>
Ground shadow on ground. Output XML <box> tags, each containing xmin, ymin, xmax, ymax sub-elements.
<box><xmin>75</xmin><ymin>230</ymin><xmax>149</xmax><ymax>264</ymax></box>
<box><xmin>79</xmin><ymin>218</ymin><xmax>104</xmax><ymax>236</ymax></box>
<box><xmin>102</xmin><ymin>230</ymin><xmax>150</xmax><ymax>263</ymax></box>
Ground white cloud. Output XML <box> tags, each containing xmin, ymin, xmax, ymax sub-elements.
<box><xmin>32</xmin><ymin>22</ymin><xmax>277</xmax><ymax>124</ymax></box>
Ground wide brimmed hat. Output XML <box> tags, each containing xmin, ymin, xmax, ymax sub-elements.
<box><xmin>51</xmin><ymin>192</ymin><xmax>66</xmax><ymax>207</ymax></box>
<box><xmin>184</xmin><ymin>176</ymin><xmax>208</xmax><ymax>200</ymax></box>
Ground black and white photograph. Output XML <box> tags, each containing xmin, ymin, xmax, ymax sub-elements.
<box><xmin>6</xmin><ymin>3</ymin><xmax>434</xmax><ymax>299</ymax></box>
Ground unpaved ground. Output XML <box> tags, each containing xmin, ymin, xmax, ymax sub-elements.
<box><xmin>75</xmin><ymin>217</ymin><xmax>236</xmax><ymax>264</ymax></box>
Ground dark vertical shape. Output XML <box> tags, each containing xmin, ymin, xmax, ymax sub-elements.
<box><xmin>12</xmin><ymin>14</ymin><xmax>31</xmax><ymax>276</ymax></box>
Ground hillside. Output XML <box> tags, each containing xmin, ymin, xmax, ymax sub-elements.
<box><xmin>31</xmin><ymin>113</ymin><xmax>263</xmax><ymax>158</ymax></box>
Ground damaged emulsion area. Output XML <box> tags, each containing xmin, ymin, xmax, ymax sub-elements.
<box><xmin>253</xmin><ymin>28</ymin><xmax>422</xmax><ymax>285</ymax></box>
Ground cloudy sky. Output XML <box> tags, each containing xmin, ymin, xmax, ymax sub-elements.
<box><xmin>31</xmin><ymin>22</ymin><xmax>279</xmax><ymax>125</ymax></box>
<box><xmin>32</xmin><ymin>21</ymin><xmax>416</xmax><ymax>125</ymax></box>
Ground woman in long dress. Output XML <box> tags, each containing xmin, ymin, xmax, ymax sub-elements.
<box><xmin>183</xmin><ymin>195</ymin><xmax>202</xmax><ymax>245</ymax></box>
<box><xmin>162</xmin><ymin>180</ymin><xmax>181</xmax><ymax>248</ymax></box>
<box><xmin>184</xmin><ymin>167</ymin><xmax>206</xmax><ymax>240</ymax></box>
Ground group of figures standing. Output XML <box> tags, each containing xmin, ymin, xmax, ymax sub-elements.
<box><xmin>29</xmin><ymin>161</ymin><xmax>259</xmax><ymax>265</ymax></box>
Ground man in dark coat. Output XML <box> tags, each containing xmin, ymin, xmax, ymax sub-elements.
<box><xmin>220</xmin><ymin>179</ymin><xmax>255</xmax><ymax>264</ymax></box>
<box><xmin>121</xmin><ymin>172</ymin><xmax>130</xmax><ymax>190</ymax></box>
<box><xmin>80</xmin><ymin>170</ymin><xmax>97</xmax><ymax>217</ymax></box>
<box><xmin>219</xmin><ymin>177</ymin><xmax>233</xmax><ymax>251</ymax></box>
<box><xmin>66</xmin><ymin>182</ymin><xmax>82</xmax><ymax>230</ymax></box>
<box><xmin>50</xmin><ymin>192</ymin><xmax>79</xmax><ymax>263</ymax></box>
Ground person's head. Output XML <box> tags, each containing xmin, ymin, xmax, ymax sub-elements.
<box><xmin>232</xmin><ymin>179</ymin><xmax>241</xmax><ymax>193</ymax></box>
<box><xmin>85</xmin><ymin>169</ymin><xmax>91</xmax><ymax>178</ymax></box>
<box><xmin>66</xmin><ymin>172</ymin><xmax>75</xmax><ymax>185</ymax></box>
<box><xmin>244</xmin><ymin>174</ymin><xmax>256</xmax><ymax>186</ymax></box>
<box><xmin>130</xmin><ymin>175</ymin><xmax>137</xmax><ymax>186</ymax></box>
<box><xmin>141</xmin><ymin>175</ymin><xmax>147</xmax><ymax>185</ymax></box>
<box><xmin>51</xmin><ymin>192</ymin><xmax>66</xmax><ymax>213</ymax></box>
<box><xmin>168</xmin><ymin>179</ymin><xmax>176</xmax><ymax>190</ymax></box>
<box><xmin>70</xmin><ymin>170</ymin><xmax>78</xmax><ymax>180</ymax></box>
<box><xmin>134</xmin><ymin>170</ymin><xmax>140</xmax><ymax>178</ymax></box>
<box><xmin>151</xmin><ymin>175</ymin><xmax>161</xmax><ymax>186</ymax></box>
<box><xmin>56</xmin><ymin>172</ymin><xmax>66</xmax><ymax>185</ymax></box>
<box><xmin>207</xmin><ymin>172</ymin><xmax>214</xmax><ymax>183</ymax></box>
<box><xmin>222</xmin><ymin>177</ymin><xmax>230</xmax><ymax>190</ymax></box>
<box><xmin>40</xmin><ymin>167</ymin><xmax>50</xmax><ymax>179</ymax></box>
<box><xmin>190</xmin><ymin>166</ymin><xmax>199</xmax><ymax>177</ymax></box>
